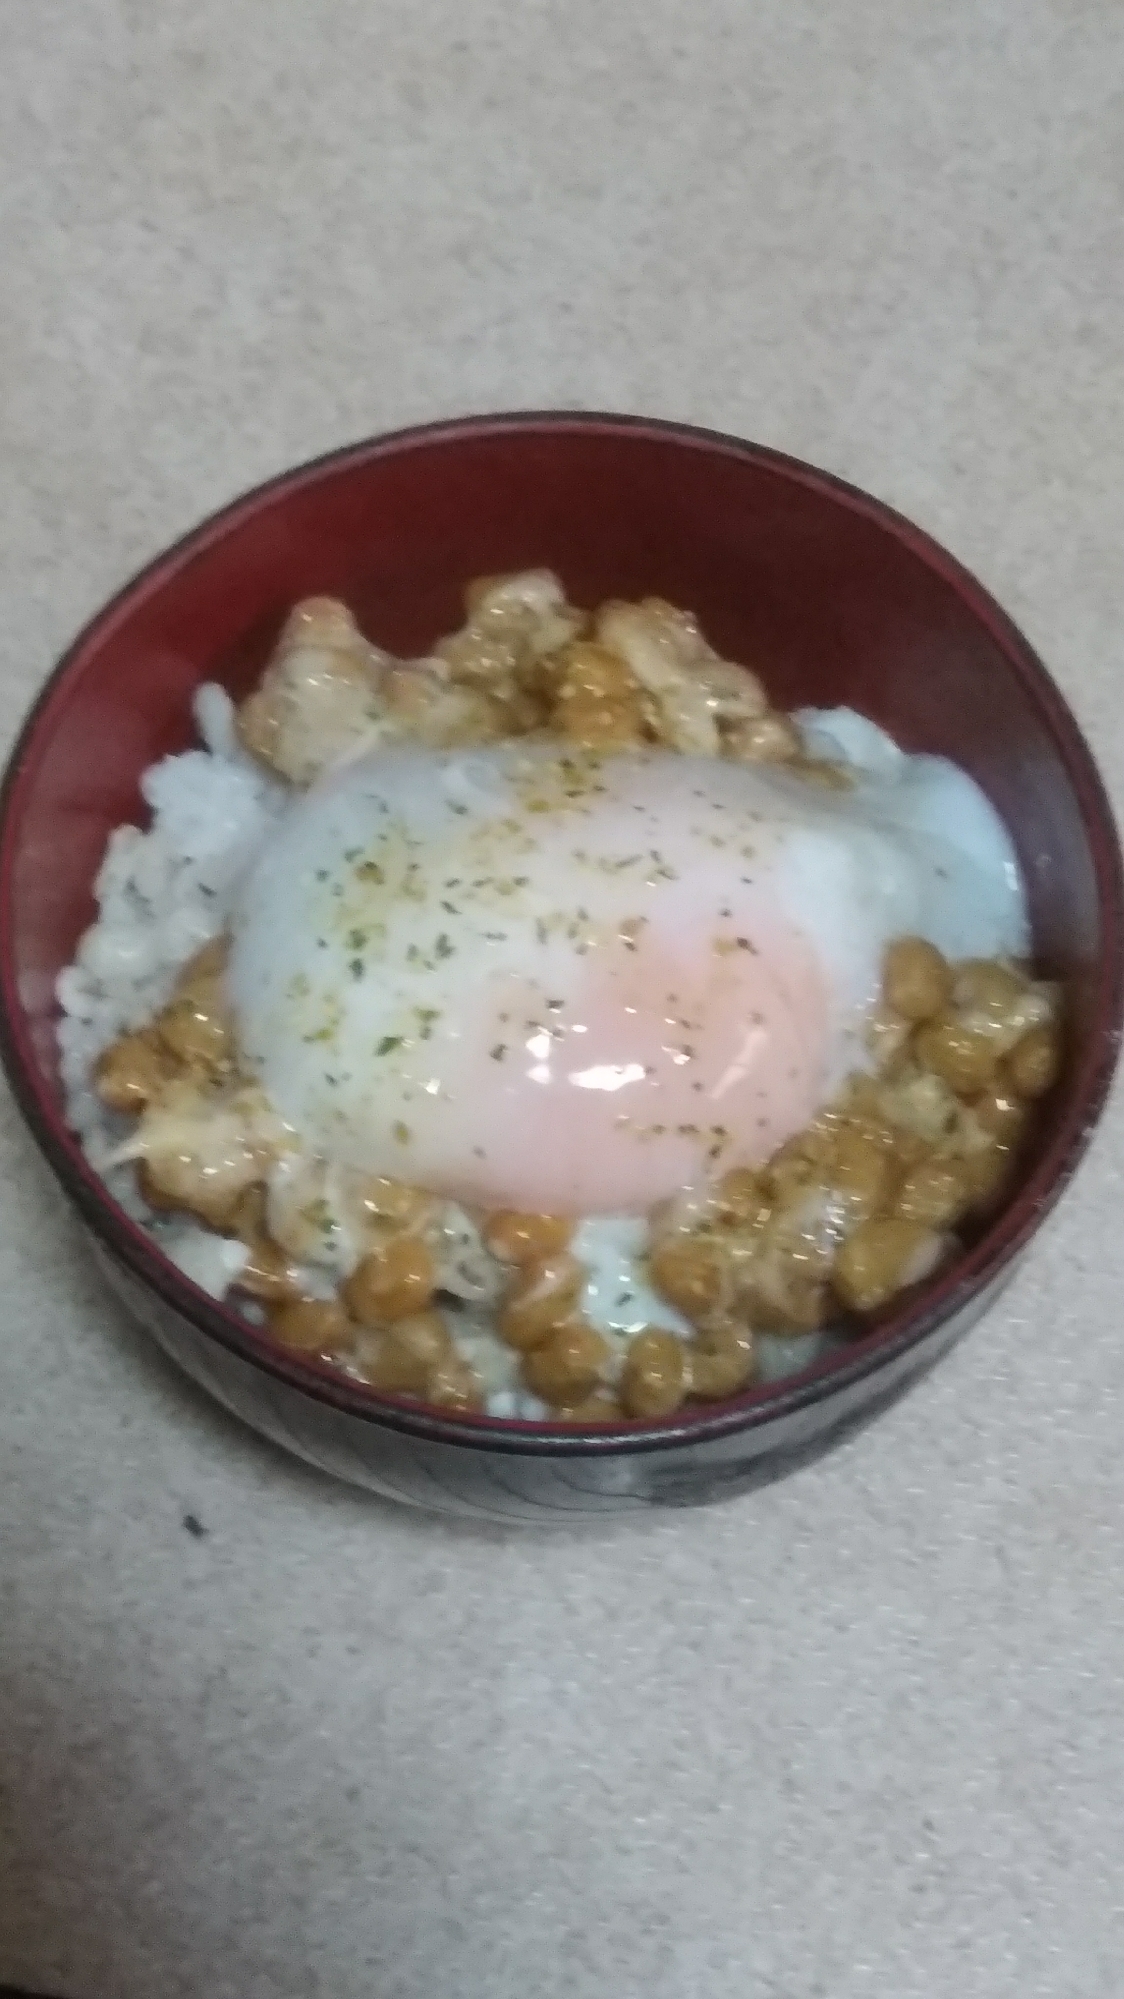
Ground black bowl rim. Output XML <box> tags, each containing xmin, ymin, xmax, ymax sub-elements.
<box><xmin>2</xmin><ymin>409</ymin><xmax>1121</xmax><ymax>1458</ymax></box>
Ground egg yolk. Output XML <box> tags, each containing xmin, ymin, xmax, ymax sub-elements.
<box><xmin>438</xmin><ymin>919</ymin><xmax>828</xmax><ymax>1212</ymax></box>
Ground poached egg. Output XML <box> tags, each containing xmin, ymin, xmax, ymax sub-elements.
<box><xmin>227</xmin><ymin>726</ymin><xmax>1026</xmax><ymax>1215</ymax></box>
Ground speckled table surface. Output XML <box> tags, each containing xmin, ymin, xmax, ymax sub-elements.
<box><xmin>3</xmin><ymin>6</ymin><xmax>1124</xmax><ymax>1996</ymax></box>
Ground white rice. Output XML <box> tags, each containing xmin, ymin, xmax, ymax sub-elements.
<box><xmin>56</xmin><ymin>686</ymin><xmax>285</xmax><ymax>1223</ymax></box>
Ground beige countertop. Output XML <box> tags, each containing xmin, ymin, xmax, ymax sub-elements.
<box><xmin>3</xmin><ymin>6</ymin><xmax>1123</xmax><ymax>1995</ymax></box>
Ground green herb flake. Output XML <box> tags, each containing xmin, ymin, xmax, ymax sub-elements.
<box><xmin>377</xmin><ymin>1035</ymin><xmax>403</xmax><ymax>1056</ymax></box>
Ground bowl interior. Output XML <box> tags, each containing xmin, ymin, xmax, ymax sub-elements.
<box><xmin>2</xmin><ymin>415</ymin><xmax>1120</xmax><ymax>1431</ymax></box>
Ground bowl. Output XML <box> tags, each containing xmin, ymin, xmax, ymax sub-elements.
<box><xmin>2</xmin><ymin>413</ymin><xmax>1120</xmax><ymax>1522</ymax></box>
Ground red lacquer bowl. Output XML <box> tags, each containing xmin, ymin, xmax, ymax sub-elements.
<box><xmin>2</xmin><ymin>414</ymin><xmax>1120</xmax><ymax>1521</ymax></box>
